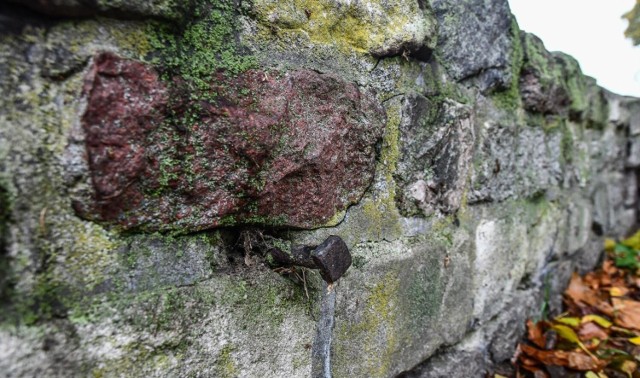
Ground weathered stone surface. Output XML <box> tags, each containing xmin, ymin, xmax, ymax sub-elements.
<box><xmin>73</xmin><ymin>52</ymin><xmax>385</xmax><ymax>231</ymax></box>
<box><xmin>2</xmin><ymin>0</ymin><xmax>640</xmax><ymax>377</ymax></box>
<box><xmin>395</xmin><ymin>93</ymin><xmax>474</xmax><ymax>216</ymax></box>
<box><xmin>519</xmin><ymin>32</ymin><xmax>610</xmax><ymax>125</ymax></box>
<box><xmin>251</xmin><ymin>0</ymin><xmax>437</xmax><ymax>58</ymax></box>
<box><xmin>519</xmin><ymin>33</ymin><xmax>571</xmax><ymax>115</ymax></box>
<box><xmin>430</xmin><ymin>0</ymin><xmax>514</xmax><ymax>92</ymax></box>
<box><xmin>468</xmin><ymin>115</ymin><xmax>564</xmax><ymax>204</ymax></box>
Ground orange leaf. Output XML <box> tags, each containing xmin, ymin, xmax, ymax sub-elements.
<box><xmin>612</xmin><ymin>298</ymin><xmax>640</xmax><ymax>331</ymax></box>
<box><xmin>526</xmin><ymin>319</ymin><xmax>546</xmax><ymax>348</ymax></box>
<box><xmin>565</xmin><ymin>273</ymin><xmax>614</xmax><ymax>316</ymax></box>
<box><xmin>603</xmin><ymin>259</ymin><xmax>617</xmax><ymax>276</ymax></box>
<box><xmin>520</xmin><ymin>344</ymin><xmax>605</xmax><ymax>371</ymax></box>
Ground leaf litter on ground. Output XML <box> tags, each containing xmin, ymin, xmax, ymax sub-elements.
<box><xmin>510</xmin><ymin>230</ymin><xmax>640</xmax><ymax>378</ymax></box>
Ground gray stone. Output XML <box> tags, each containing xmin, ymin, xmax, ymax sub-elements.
<box><xmin>629</xmin><ymin>100</ymin><xmax>640</xmax><ymax>134</ymax></box>
<box><xmin>396</xmin><ymin>93</ymin><xmax>474</xmax><ymax>216</ymax></box>
<box><xmin>116</xmin><ymin>234</ymin><xmax>216</xmax><ymax>293</ymax></box>
<box><xmin>251</xmin><ymin>0</ymin><xmax>437</xmax><ymax>58</ymax></box>
<box><xmin>430</xmin><ymin>0</ymin><xmax>514</xmax><ymax>92</ymax></box>
<box><xmin>628</xmin><ymin>135</ymin><xmax>640</xmax><ymax>167</ymax></box>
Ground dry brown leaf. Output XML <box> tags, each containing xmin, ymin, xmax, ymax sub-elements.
<box><xmin>584</xmin><ymin>272</ymin><xmax>602</xmax><ymax>288</ymax></box>
<box><xmin>566</xmin><ymin>351</ymin><xmax>602</xmax><ymax>371</ymax></box>
<box><xmin>579</xmin><ymin>322</ymin><xmax>609</xmax><ymax>341</ymax></box>
<box><xmin>520</xmin><ymin>344</ymin><xmax>605</xmax><ymax>371</ymax></box>
<box><xmin>519</xmin><ymin>355</ymin><xmax>540</xmax><ymax>367</ymax></box>
<box><xmin>527</xmin><ymin>319</ymin><xmax>546</xmax><ymax>349</ymax></box>
<box><xmin>603</xmin><ymin>259</ymin><xmax>617</xmax><ymax>276</ymax></box>
<box><xmin>612</xmin><ymin>298</ymin><xmax>640</xmax><ymax>331</ymax></box>
<box><xmin>565</xmin><ymin>273</ymin><xmax>614</xmax><ymax>316</ymax></box>
<box><xmin>610</xmin><ymin>277</ymin><xmax>628</xmax><ymax>291</ymax></box>
<box><xmin>566</xmin><ymin>273</ymin><xmax>597</xmax><ymax>304</ymax></box>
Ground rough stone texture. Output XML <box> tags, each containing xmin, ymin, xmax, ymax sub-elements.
<box><xmin>431</xmin><ymin>0</ymin><xmax>514</xmax><ymax>92</ymax></box>
<box><xmin>72</xmin><ymin>52</ymin><xmax>385</xmax><ymax>232</ymax></box>
<box><xmin>1</xmin><ymin>0</ymin><xmax>640</xmax><ymax>377</ymax></box>
<box><xmin>395</xmin><ymin>94</ymin><xmax>475</xmax><ymax>216</ymax></box>
<box><xmin>251</xmin><ymin>0</ymin><xmax>437</xmax><ymax>58</ymax></box>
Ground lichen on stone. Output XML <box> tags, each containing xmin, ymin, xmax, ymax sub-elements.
<box><xmin>251</xmin><ymin>0</ymin><xmax>437</xmax><ymax>58</ymax></box>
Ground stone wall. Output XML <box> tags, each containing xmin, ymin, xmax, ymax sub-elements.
<box><xmin>0</xmin><ymin>0</ymin><xmax>638</xmax><ymax>377</ymax></box>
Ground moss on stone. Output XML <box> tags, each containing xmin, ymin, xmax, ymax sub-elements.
<box><xmin>380</xmin><ymin>100</ymin><xmax>402</xmax><ymax>190</ymax></box>
<box><xmin>146</xmin><ymin>1</ymin><xmax>256</xmax><ymax>94</ymax></box>
<box><xmin>215</xmin><ymin>344</ymin><xmax>238</xmax><ymax>378</ymax></box>
<box><xmin>336</xmin><ymin>271</ymin><xmax>400</xmax><ymax>378</ymax></box>
<box><xmin>0</xmin><ymin>181</ymin><xmax>12</xmax><ymax>303</ymax></box>
<box><xmin>89</xmin><ymin>338</ymin><xmax>190</xmax><ymax>377</ymax></box>
<box><xmin>491</xmin><ymin>19</ymin><xmax>524</xmax><ymax>112</ymax></box>
<box><xmin>251</xmin><ymin>0</ymin><xmax>435</xmax><ymax>56</ymax></box>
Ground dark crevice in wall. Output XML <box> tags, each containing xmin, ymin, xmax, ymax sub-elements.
<box><xmin>311</xmin><ymin>282</ymin><xmax>336</xmax><ymax>378</ymax></box>
<box><xmin>0</xmin><ymin>3</ymin><xmax>54</xmax><ymax>34</ymax></box>
<box><xmin>0</xmin><ymin>184</ymin><xmax>12</xmax><ymax>313</ymax></box>
<box><xmin>3</xmin><ymin>0</ymin><xmax>198</xmax><ymax>23</ymax></box>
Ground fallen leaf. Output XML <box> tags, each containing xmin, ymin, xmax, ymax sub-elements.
<box><xmin>579</xmin><ymin>322</ymin><xmax>609</xmax><ymax>341</ymax></box>
<box><xmin>566</xmin><ymin>351</ymin><xmax>603</xmax><ymax>371</ymax></box>
<box><xmin>609</xmin><ymin>286</ymin><xmax>629</xmax><ymax>297</ymax></box>
<box><xmin>628</xmin><ymin>336</ymin><xmax>640</xmax><ymax>345</ymax></box>
<box><xmin>603</xmin><ymin>259</ymin><xmax>618</xmax><ymax>276</ymax></box>
<box><xmin>565</xmin><ymin>273</ymin><xmax>614</xmax><ymax>316</ymax></box>
<box><xmin>605</xmin><ymin>238</ymin><xmax>616</xmax><ymax>252</ymax></box>
<box><xmin>527</xmin><ymin>319</ymin><xmax>546</xmax><ymax>348</ymax></box>
<box><xmin>612</xmin><ymin>298</ymin><xmax>640</xmax><ymax>330</ymax></box>
<box><xmin>582</xmin><ymin>314</ymin><xmax>612</xmax><ymax>328</ymax></box>
<box><xmin>620</xmin><ymin>360</ymin><xmax>637</xmax><ymax>376</ymax></box>
<box><xmin>614</xmin><ymin>244</ymin><xmax>639</xmax><ymax>270</ymax></box>
<box><xmin>622</xmin><ymin>230</ymin><xmax>640</xmax><ymax>250</ymax></box>
<box><xmin>553</xmin><ymin>324</ymin><xmax>581</xmax><ymax>343</ymax></box>
<box><xmin>552</xmin><ymin>324</ymin><xmax>599</xmax><ymax>359</ymax></box>
<box><xmin>518</xmin><ymin>354</ymin><xmax>540</xmax><ymax>367</ymax></box>
<box><xmin>587</xmin><ymin>338</ymin><xmax>601</xmax><ymax>349</ymax></box>
<box><xmin>520</xmin><ymin>344</ymin><xmax>604</xmax><ymax>371</ymax></box>
<box><xmin>556</xmin><ymin>316</ymin><xmax>581</xmax><ymax>327</ymax></box>
<box><xmin>611</xmin><ymin>326</ymin><xmax>638</xmax><ymax>336</ymax></box>
<box><xmin>599</xmin><ymin>347</ymin><xmax>631</xmax><ymax>358</ymax></box>
<box><xmin>585</xmin><ymin>272</ymin><xmax>604</xmax><ymax>289</ymax></box>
